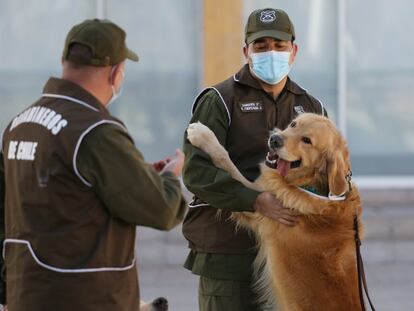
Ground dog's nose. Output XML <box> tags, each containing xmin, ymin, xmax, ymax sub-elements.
<box><xmin>269</xmin><ymin>135</ymin><xmax>283</xmax><ymax>149</ymax></box>
<box><xmin>153</xmin><ymin>297</ymin><xmax>168</xmax><ymax>311</ymax></box>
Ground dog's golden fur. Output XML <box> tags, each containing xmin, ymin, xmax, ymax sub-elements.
<box><xmin>187</xmin><ymin>113</ymin><xmax>363</xmax><ymax>311</ymax></box>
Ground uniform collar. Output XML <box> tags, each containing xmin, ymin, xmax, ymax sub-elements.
<box><xmin>42</xmin><ymin>77</ymin><xmax>107</xmax><ymax>112</ymax></box>
<box><xmin>233</xmin><ymin>64</ymin><xmax>306</xmax><ymax>95</ymax></box>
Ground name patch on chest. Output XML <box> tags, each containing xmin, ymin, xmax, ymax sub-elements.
<box><xmin>238</xmin><ymin>102</ymin><xmax>264</xmax><ymax>112</ymax></box>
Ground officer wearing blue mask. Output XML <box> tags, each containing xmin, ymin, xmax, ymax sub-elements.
<box><xmin>182</xmin><ymin>8</ymin><xmax>328</xmax><ymax>311</ymax></box>
<box><xmin>245</xmin><ymin>9</ymin><xmax>298</xmax><ymax>87</ymax></box>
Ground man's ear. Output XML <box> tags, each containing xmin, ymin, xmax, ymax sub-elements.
<box><xmin>290</xmin><ymin>43</ymin><xmax>298</xmax><ymax>64</ymax></box>
<box><xmin>243</xmin><ymin>44</ymin><xmax>249</xmax><ymax>59</ymax></box>
<box><xmin>293</xmin><ymin>42</ymin><xmax>298</xmax><ymax>54</ymax></box>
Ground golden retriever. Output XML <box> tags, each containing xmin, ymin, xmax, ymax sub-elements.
<box><xmin>186</xmin><ymin>113</ymin><xmax>363</xmax><ymax>311</ymax></box>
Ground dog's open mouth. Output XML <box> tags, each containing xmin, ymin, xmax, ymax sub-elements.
<box><xmin>266</xmin><ymin>152</ymin><xmax>301</xmax><ymax>177</ymax></box>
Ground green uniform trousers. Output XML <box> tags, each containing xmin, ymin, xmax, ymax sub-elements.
<box><xmin>198</xmin><ymin>276</ymin><xmax>262</xmax><ymax>311</ymax></box>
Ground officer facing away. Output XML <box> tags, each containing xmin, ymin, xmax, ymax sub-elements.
<box><xmin>182</xmin><ymin>8</ymin><xmax>327</xmax><ymax>311</ymax></box>
<box><xmin>0</xmin><ymin>19</ymin><xmax>186</xmax><ymax>311</ymax></box>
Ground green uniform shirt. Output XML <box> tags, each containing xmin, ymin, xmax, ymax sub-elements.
<box><xmin>183</xmin><ymin>90</ymin><xmax>260</xmax><ymax>212</ymax></box>
<box><xmin>183</xmin><ymin>90</ymin><xmax>259</xmax><ymax>281</ymax></box>
<box><xmin>0</xmin><ymin>115</ymin><xmax>186</xmax><ymax>232</ymax></box>
<box><xmin>76</xmin><ymin>123</ymin><xmax>186</xmax><ymax>229</ymax></box>
<box><xmin>0</xmin><ymin>99</ymin><xmax>186</xmax><ymax>305</ymax></box>
<box><xmin>183</xmin><ymin>66</ymin><xmax>327</xmax><ymax>281</ymax></box>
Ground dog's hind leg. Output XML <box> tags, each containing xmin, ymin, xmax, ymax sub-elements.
<box><xmin>187</xmin><ymin>122</ymin><xmax>260</xmax><ymax>191</ymax></box>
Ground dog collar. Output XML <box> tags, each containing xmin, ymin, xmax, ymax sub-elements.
<box><xmin>300</xmin><ymin>185</ymin><xmax>319</xmax><ymax>195</ymax></box>
<box><xmin>265</xmin><ymin>156</ymin><xmax>352</xmax><ymax>201</ymax></box>
<box><xmin>298</xmin><ymin>187</ymin><xmax>347</xmax><ymax>201</ymax></box>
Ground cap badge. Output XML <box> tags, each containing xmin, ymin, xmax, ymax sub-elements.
<box><xmin>260</xmin><ymin>10</ymin><xmax>276</xmax><ymax>23</ymax></box>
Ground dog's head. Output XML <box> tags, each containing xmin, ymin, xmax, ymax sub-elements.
<box><xmin>267</xmin><ymin>113</ymin><xmax>351</xmax><ymax>197</ymax></box>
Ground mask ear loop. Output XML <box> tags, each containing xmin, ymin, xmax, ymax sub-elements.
<box><xmin>107</xmin><ymin>64</ymin><xmax>125</xmax><ymax>107</ymax></box>
<box><xmin>110</xmin><ymin>64</ymin><xmax>118</xmax><ymax>86</ymax></box>
<box><xmin>110</xmin><ymin>64</ymin><xmax>125</xmax><ymax>87</ymax></box>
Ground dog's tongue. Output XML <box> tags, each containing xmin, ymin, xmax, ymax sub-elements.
<box><xmin>277</xmin><ymin>159</ymin><xmax>290</xmax><ymax>177</ymax></box>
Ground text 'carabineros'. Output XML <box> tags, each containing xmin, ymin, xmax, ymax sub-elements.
<box><xmin>10</xmin><ymin>106</ymin><xmax>68</xmax><ymax>135</ymax></box>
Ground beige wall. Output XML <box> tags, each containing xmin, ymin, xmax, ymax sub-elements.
<box><xmin>203</xmin><ymin>0</ymin><xmax>244</xmax><ymax>87</ymax></box>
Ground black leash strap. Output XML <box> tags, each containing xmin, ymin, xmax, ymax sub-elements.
<box><xmin>354</xmin><ymin>216</ymin><xmax>376</xmax><ymax>311</ymax></box>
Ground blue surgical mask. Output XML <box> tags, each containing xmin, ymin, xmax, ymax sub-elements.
<box><xmin>107</xmin><ymin>66</ymin><xmax>125</xmax><ymax>106</ymax></box>
<box><xmin>250</xmin><ymin>51</ymin><xmax>292</xmax><ymax>85</ymax></box>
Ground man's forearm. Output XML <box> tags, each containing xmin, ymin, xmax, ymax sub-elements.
<box><xmin>183</xmin><ymin>146</ymin><xmax>259</xmax><ymax>212</ymax></box>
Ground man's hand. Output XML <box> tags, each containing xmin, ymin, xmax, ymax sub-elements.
<box><xmin>157</xmin><ymin>149</ymin><xmax>185</xmax><ymax>178</ymax></box>
<box><xmin>152</xmin><ymin>158</ymin><xmax>172</xmax><ymax>172</ymax></box>
<box><xmin>253</xmin><ymin>192</ymin><xmax>301</xmax><ymax>226</ymax></box>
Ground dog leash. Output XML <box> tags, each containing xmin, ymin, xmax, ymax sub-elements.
<box><xmin>351</xmin><ymin>175</ymin><xmax>376</xmax><ymax>311</ymax></box>
<box><xmin>345</xmin><ymin>170</ymin><xmax>376</xmax><ymax>311</ymax></box>
<box><xmin>354</xmin><ymin>216</ymin><xmax>376</xmax><ymax>311</ymax></box>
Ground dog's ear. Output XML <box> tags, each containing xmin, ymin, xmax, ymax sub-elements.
<box><xmin>327</xmin><ymin>148</ymin><xmax>349</xmax><ymax>197</ymax></box>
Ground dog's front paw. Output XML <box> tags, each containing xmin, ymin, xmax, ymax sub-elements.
<box><xmin>187</xmin><ymin>122</ymin><xmax>215</xmax><ymax>149</ymax></box>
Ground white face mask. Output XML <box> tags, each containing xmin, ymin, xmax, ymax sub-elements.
<box><xmin>250</xmin><ymin>50</ymin><xmax>292</xmax><ymax>85</ymax></box>
<box><xmin>107</xmin><ymin>66</ymin><xmax>125</xmax><ymax>106</ymax></box>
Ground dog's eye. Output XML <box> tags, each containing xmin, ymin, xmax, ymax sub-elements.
<box><xmin>290</xmin><ymin>121</ymin><xmax>297</xmax><ymax>128</ymax></box>
<box><xmin>302</xmin><ymin>137</ymin><xmax>312</xmax><ymax>145</ymax></box>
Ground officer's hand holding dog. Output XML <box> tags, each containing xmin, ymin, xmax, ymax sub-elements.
<box><xmin>253</xmin><ymin>192</ymin><xmax>301</xmax><ymax>226</ymax></box>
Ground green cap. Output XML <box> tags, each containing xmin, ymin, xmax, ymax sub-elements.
<box><xmin>62</xmin><ymin>18</ymin><xmax>138</xmax><ymax>66</ymax></box>
<box><xmin>245</xmin><ymin>8</ymin><xmax>295</xmax><ymax>44</ymax></box>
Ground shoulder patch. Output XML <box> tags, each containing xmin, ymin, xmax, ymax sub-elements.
<box><xmin>294</xmin><ymin>105</ymin><xmax>305</xmax><ymax>114</ymax></box>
